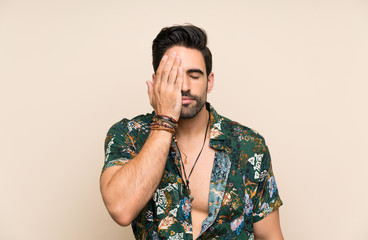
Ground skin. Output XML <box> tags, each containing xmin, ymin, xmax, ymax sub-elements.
<box><xmin>254</xmin><ymin>209</ymin><xmax>283</xmax><ymax>240</ymax></box>
<box><xmin>100</xmin><ymin>46</ymin><xmax>283</xmax><ymax>239</ymax></box>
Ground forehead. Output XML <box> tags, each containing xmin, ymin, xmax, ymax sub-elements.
<box><xmin>164</xmin><ymin>46</ymin><xmax>206</xmax><ymax>73</ymax></box>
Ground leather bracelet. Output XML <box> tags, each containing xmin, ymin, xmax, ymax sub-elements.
<box><xmin>159</xmin><ymin>115</ymin><xmax>178</xmax><ymax>124</ymax></box>
<box><xmin>152</xmin><ymin>115</ymin><xmax>178</xmax><ymax>128</ymax></box>
<box><xmin>151</xmin><ymin>122</ymin><xmax>175</xmax><ymax>130</ymax></box>
<box><xmin>150</xmin><ymin>125</ymin><xmax>175</xmax><ymax>135</ymax></box>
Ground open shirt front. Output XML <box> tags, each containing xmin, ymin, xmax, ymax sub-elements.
<box><xmin>103</xmin><ymin>103</ymin><xmax>283</xmax><ymax>240</ymax></box>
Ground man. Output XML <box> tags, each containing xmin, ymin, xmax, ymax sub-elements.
<box><xmin>100</xmin><ymin>24</ymin><xmax>283</xmax><ymax>239</ymax></box>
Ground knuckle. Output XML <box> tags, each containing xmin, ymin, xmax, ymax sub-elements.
<box><xmin>162</xmin><ymin>69</ymin><xmax>169</xmax><ymax>75</ymax></box>
<box><xmin>168</xmin><ymin>72</ymin><xmax>175</xmax><ymax>79</ymax></box>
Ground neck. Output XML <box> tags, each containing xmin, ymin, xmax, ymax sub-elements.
<box><xmin>176</xmin><ymin>106</ymin><xmax>209</xmax><ymax>139</ymax></box>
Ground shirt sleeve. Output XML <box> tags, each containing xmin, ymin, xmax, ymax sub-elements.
<box><xmin>252</xmin><ymin>143</ymin><xmax>283</xmax><ymax>222</ymax></box>
<box><xmin>102</xmin><ymin>119</ymin><xmax>138</xmax><ymax>172</ymax></box>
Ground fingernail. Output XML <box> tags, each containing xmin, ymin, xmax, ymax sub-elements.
<box><xmin>162</xmin><ymin>55</ymin><xmax>168</xmax><ymax>61</ymax></box>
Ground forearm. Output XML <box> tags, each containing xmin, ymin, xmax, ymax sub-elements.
<box><xmin>100</xmin><ymin>130</ymin><xmax>172</xmax><ymax>225</ymax></box>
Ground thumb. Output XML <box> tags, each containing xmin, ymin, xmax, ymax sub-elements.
<box><xmin>146</xmin><ymin>81</ymin><xmax>153</xmax><ymax>102</ymax></box>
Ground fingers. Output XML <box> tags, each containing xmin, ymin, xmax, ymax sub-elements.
<box><xmin>146</xmin><ymin>81</ymin><xmax>153</xmax><ymax>102</ymax></box>
<box><xmin>154</xmin><ymin>55</ymin><xmax>168</xmax><ymax>87</ymax></box>
<box><xmin>161</xmin><ymin>52</ymin><xmax>177</xmax><ymax>85</ymax></box>
<box><xmin>168</xmin><ymin>55</ymin><xmax>181</xmax><ymax>84</ymax></box>
<box><xmin>156</xmin><ymin>52</ymin><xmax>181</xmax><ymax>87</ymax></box>
<box><xmin>176</xmin><ymin>67</ymin><xmax>183</xmax><ymax>88</ymax></box>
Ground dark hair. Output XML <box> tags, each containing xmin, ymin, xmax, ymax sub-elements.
<box><xmin>152</xmin><ymin>24</ymin><xmax>212</xmax><ymax>77</ymax></box>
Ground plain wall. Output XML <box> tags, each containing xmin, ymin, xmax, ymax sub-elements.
<box><xmin>1</xmin><ymin>0</ymin><xmax>367</xmax><ymax>239</ymax></box>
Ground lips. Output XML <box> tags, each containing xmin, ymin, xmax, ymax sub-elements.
<box><xmin>182</xmin><ymin>97</ymin><xmax>194</xmax><ymax>104</ymax></box>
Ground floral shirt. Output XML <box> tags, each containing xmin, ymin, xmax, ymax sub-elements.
<box><xmin>103</xmin><ymin>103</ymin><xmax>282</xmax><ymax>240</ymax></box>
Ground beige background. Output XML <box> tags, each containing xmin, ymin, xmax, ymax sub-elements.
<box><xmin>1</xmin><ymin>0</ymin><xmax>367</xmax><ymax>239</ymax></box>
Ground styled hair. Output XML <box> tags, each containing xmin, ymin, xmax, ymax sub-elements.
<box><xmin>152</xmin><ymin>24</ymin><xmax>212</xmax><ymax>77</ymax></box>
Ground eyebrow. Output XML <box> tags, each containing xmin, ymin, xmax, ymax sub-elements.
<box><xmin>186</xmin><ymin>68</ymin><xmax>204</xmax><ymax>75</ymax></box>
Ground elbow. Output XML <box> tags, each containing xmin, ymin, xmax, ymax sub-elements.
<box><xmin>100</xmin><ymin>181</ymin><xmax>139</xmax><ymax>226</ymax></box>
<box><xmin>113</xmin><ymin>214</ymin><xmax>133</xmax><ymax>227</ymax></box>
<box><xmin>101</xmin><ymin>187</ymin><xmax>135</xmax><ymax>226</ymax></box>
<box><xmin>108</xmin><ymin>204</ymin><xmax>136</xmax><ymax>227</ymax></box>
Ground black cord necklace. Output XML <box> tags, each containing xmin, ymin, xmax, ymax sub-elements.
<box><xmin>175</xmin><ymin>113</ymin><xmax>210</xmax><ymax>202</ymax></box>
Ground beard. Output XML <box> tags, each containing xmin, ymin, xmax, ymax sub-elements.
<box><xmin>180</xmin><ymin>90</ymin><xmax>207</xmax><ymax>119</ymax></box>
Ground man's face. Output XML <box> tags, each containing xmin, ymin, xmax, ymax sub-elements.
<box><xmin>163</xmin><ymin>46</ymin><xmax>214</xmax><ymax>119</ymax></box>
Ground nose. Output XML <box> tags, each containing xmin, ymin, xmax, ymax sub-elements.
<box><xmin>181</xmin><ymin>75</ymin><xmax>190</xmax><ymax>92</ymax></box>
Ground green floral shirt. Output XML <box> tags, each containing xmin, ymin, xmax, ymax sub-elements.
<box><xmin>103</xmin><ymin>103</ymin><xmax>282</xmax><ymax>239</ymax></box>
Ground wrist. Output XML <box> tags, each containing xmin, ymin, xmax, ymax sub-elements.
<box><xmin>152</xmin><ymin>115</ymin><xmax>178</xmax><ymax>127</ymax></box>
<box><xmin>150</xmin><ymin>114</ymin><xmax>178</xmax><ymax>135</ymax></box>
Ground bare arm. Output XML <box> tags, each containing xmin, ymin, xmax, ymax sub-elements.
<box><xmin>253</xmin><ymin>209</ymin><xmax>284</xmax><ymax>240</ymax></box>
<box><xmin>100</xmin><ymin>52</ymin><xmax>183</xmax><ymax>226</ymax></box>
<box><xmin>100</xmin><ymin>130</ymin><xmax>172</xmax><ymax>226</ymax></box>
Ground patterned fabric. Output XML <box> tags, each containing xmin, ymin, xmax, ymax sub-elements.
<box><xmin>103</xmin><ymin>103</ymin><xmax>282</xmax><ymax>239</ymax></box>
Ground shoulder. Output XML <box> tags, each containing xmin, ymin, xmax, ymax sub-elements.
<box><xmin>107</xmin><ymin>112</ymin><xmax>153</xmax><ymax>137</ymax></box>
<box><xmin>219</xmin><ymin>114</ymin><xmax>267</xmax><ymax>147</ymax></box>
<box><xmin>217</xmin><ymin>114</ymin><xmax>272</xmax><ymax>182</ymax></box>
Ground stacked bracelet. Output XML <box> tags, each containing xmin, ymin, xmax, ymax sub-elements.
<box><xmin>150</xmin><ymin>124</ymin><xmax>175</xmax><ymax>135</ymax></box>
<box><xmin>150</xmin><ymin>115</ymin><xmax>178</xmax><ymax>135</ymax></box>
<box><xmin>152</xmin><ymin>115</ymin><xmax>178</xmax><ymax>128</ymax></box>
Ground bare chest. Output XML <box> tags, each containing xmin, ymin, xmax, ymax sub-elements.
<box><xmin>180</xmin><ymin>145</ymin><xmax>216</xmax><ymax>238</ymax></box>
<box><xmin>183</xmin><ymin>147</ymin><xmax>215</xmax><ymax>209</ymax></box>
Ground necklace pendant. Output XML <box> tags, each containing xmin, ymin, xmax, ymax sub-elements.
<box><xmin>185</xmin><ymin>188</ymin><xmax>194</xmax><ymax>202</ymax></box>
<box><xmin>186</xmin><ymin>188</ymin><xmax>191</xmax><ymax>195</ymax></box>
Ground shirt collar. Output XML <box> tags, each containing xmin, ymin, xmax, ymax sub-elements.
<box><xmin>207</xmin><ymin>102</ymin><xmax>229</xmax><ymax>152</ymax></box>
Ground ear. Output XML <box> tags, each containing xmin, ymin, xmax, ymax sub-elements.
<box><xmin>207</xmin><ymin>72</ymin><xmax>214</xmax><ymax>93</ymax></box>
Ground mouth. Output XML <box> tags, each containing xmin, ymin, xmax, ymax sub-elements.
<box><xmin>182</xmin><ymin>97</ymin><xmax>194</xmax><ymax>104</ymax></box>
